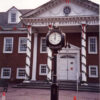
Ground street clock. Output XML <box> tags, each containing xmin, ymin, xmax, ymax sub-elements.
<box><xmin>46</xmin><ymin>27</ymin><xmax>65</xmax><ymax>51</ymax></box>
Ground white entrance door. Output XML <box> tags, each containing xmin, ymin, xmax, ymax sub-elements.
<box><xmin>67</xmin><ymin>57</ymin><xmax>76</xmax><ymax>80</ymax></box>
<box><xmin>57</xmin><ymin>54</ymin><xmax>77</xmax><ymax>81</ymax></box>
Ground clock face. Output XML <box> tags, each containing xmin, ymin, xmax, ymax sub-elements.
<box><xmin>63</xmin><ymin>6</ymin><xmax>71</xmax><ymax>15</ymax></box>
<box><xmin>49</xmin><ymin>32</ymin><xmax>61</xmax><ymax>45</ymax></box>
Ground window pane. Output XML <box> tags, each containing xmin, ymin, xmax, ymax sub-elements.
<box><xmin>18</xmin><ymin>69</ymin><xmax>25</xmax><ymax>77</ymax></box>
<box><xmin>20</xmin><ymin>38</ymin><xmax>27</xmax><ymax>52</ymax></box>
<box><xmin>4</xmin><ymin>38</ymin><xmax>13</xmax><ymax>52</ymax></box>
<box><xmin>91</xmin><ymin>67</ymin><xmax>96</xmax><ymax>75</ymax></box>
<box><xmin>11</xmin><ymin>13</ymin><xmax>16</xmax><ymax>22</ymax></box>
<box><xmin>41</xmin><ymin>66</ymin><xmax>47</xmax><ymax>74</ymax></box>
<box><xmin>89</xmin><ymin>37</ymin><xmax>97</xmax><ymax>53</ymax></box>
<box><xmin>42</xmin><ymin>38</ymin><xmax>47</xmax><ymax>52</ymax></box>
<box><xmin>3</xmin><ymin>69</ymin><xmax>10</xmax><ymax>77</ymax></box>
<box><xmin>89</xmin><ymin>66</ymin><xmax>98</xmax><ymax>78</ymax></box>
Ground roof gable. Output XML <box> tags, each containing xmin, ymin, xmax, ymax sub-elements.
<box><xmin>22</xmin><ymin>0</ymin><xmax>99</xmax><ymax>18</ymax></box>
<box><xmin>7</xmin><ymin>6</ymin><xmax>21</xmax><ymax>13</ymax></box>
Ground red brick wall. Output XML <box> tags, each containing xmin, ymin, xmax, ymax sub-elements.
<box><xmin>0</xmin><ymin>34</ymin><xmax>29</xmax><ymax>82</ymax></box>
<box><xmin>0</xmin><ymin>31</ymin><xmax>99</xmax><ymax>83</ymax></box>
<box><xmin>86</xmin><ymin>32</ymin><xmax>99</xmax><ymax>83</ymax></box>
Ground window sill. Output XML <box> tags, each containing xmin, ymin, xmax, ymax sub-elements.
<box><xmin>88</xmin><ymin>52</ymin><xmax>97</xmax><ymax>54</ymax></box>
<box><xmin>16</xmin><ymin>77</ymin><xmax>25</xmax><ymax>79</ymax></box>
<box><xmin>3</xmin><ymin>52</ymin><xmax>13</xmax><ymax>54</ymax></box>
<box><xmin>1</xmin><ymin>77</ymin><xmax>10</xmax><ymax>79</ymax></box>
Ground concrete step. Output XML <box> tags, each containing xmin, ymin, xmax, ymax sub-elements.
<box><xmin>13</xmin><ymin>81</ymin><xmax>100</xmax><ymax>92</ymax></box>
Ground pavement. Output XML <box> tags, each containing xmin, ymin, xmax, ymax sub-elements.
<box><xmin>0</xmin><ymin>87</ymin><xmax>100</xmax><ymax>100</ymax></box>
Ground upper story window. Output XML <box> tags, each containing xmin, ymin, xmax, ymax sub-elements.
<box><xmin>16</xmin><ymin>68</ymin><xmax>25</xmax><ymax>79</ymax></box>
<box><xmin>1</xmin><ymin>68</ymin><xmax>11</xmax><ymax>79</ymax></box>
<box><xmin>89</xmin><ymin>65</ymin><xmax>98</xmax><ymax>78</ymax></box>
<box><xmin>18</xmin><ymin>37</ymin><xmax>27</xmax><ymax>53</ymax></box>
<box><xmin>3</xmin><ymin>37</ymin><xmax>13</xmax><ymax>53</ymax></box>
<box><xmin>11</xmin><ymin>13</ymin><xmax>16</xmax><ymax>22</ymax></box>
<box><xmin>40</xmin><ymin>37</ymin><xmax>47</xmax><ymax>53</ymax></box>
<box><xmin>88</xmin><ymin>37</ymin><xmax>97</xmax><ymax>54</ymax></box>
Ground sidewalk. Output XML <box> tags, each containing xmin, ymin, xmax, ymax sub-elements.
<box><xmin>0</xmin><ymin>87</ymin><xmax>100</xmax><ymax>100</ymax></box>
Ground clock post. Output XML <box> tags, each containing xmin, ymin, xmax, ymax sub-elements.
<box><xmin>46</xmin><ymin>25</ymin><xmax>65</xmax><ymax>100</ymax></box>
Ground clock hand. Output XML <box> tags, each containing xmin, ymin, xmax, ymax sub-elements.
<box><xmin>54</xmin><ymin>34</ymin><xmax>56</xmax><ymax>40</ymax></box>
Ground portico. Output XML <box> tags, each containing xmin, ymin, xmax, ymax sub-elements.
<box><xmin>21</xmin><ymin>0</ymin><xmax>99</xmax><ymax>83</ymax></box>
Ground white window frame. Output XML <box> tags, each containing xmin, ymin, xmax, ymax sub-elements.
<box><xmin>89</xmin><ymin>65</ymin><xmax>98</xmax><ymax>78</ymax></box>
<box><xmin>11</xmin><ymin>12</ymin><xmax>16</xmax><ymax>23</ymax></box>
<box><xmin>18</xmin><ymin>37</ymin><xmax>27</xmax><ymax>53</ymax></box>
<box><xmin>1</xmin><ymin>68</ymin><xmax>11</xmax><ymax>79</ymax></box>
<box><xmin>8</xmin><ymin>11</ymin><xmax>17</xmax><ymax>24</ymax></box>
<box><xmin>40</xmin><ymin>37</ymin><xmax>47</xmax><ymax>53</ymax></box>
<box><xmin>3</xmin><ymin>37</ymin><xmax>14</xmax><ymax>53</ymax></box>
<box><xmin>16</xmin><ymin>68</ymin><xmax>25</xmax><ymax>79</ymax></box>
<box><xmin>39</xmin><ymin>64</ymin><xmax>48</xmax><ymax>76</ymax></box>
<box><xmin>88</xmin><ymin>37</ymin><xmax>97</xmax><ymax>54</ymax></box>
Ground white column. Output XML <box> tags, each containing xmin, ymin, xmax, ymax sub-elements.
<box><xmin>32</xmin><ymin>33</ymin><xmax>38</xmax><ymax>80</ymax></box>
<box><xmin>47</xmin><ymin>47</ymin><xmax>52</xmax><ymax>80</ymax></box>
<box><xmin>81</xmin><ymin>24</ymin><xmax>87</xmax><ymax>83</ymax></box>
<box><xmin>25</xmin><ymin>26</ymin><xmax>32</xmax><ymax>81</ymax></box>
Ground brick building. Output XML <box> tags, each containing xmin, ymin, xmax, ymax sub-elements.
<box><xmin>0</xmin><ymin>0</ymin><xmax>99</xmax><ymax>83</ymax></box>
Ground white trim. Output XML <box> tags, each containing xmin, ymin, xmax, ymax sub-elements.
<box><xmin>47</xmin><ymin>47</ymin><xmax>52</xmax><ymax>80</ymax></box>
<box><xmin>1</xmin><ymin>68</ymin><xmax>11</xmax><ymax>79</ymax></box>
<box><xmin>25</xmin><ymin>27</ymin><xmax>32</xmax><ymax>80</ymax></box>
<box><xmin>3</xmin><ymin>37</ymin><xmax>14</xmax><ymax>53</ymax></box>
<box><xmin>0</xmin><ymin>31</ymin><xmax>28</xmax><ymax>34</ymax></box>
<box><xmin>16</xmin><ymin>68</ymin><xmax>25</xmax><ymax>79</ymax></box>
<box><xmin>89</xmin><ymin>65</ymin><xmax>98</xmax><ymax>78</ymax></box>
<box><xmin>32</xmin><ymin>33</ymin><xmax>38</xmax><ymax>80</ymax></box>
<box><xmin>18</xmin><ymin>37</ymin><xmax>27</xmax><ymax>53</ymax></box>
<box><xmin>40</xmin><ymin>37</ymin><xmax>47</xmax><ymax>53</ymax></box>
<box><xmin>88</xmin><ymin>36</ymin><xmax>97</xmax><ymax>54</ymax></box>
<box><xmin>39</xmin><ymin>64</ymin><xmax>48</xmax><ymax>76</ymax></box>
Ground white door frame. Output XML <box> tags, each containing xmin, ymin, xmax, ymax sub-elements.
<box><xmin>57</xmin><ymin>44</ymin><xmax>80</xmax><ymax>81</ymax></box>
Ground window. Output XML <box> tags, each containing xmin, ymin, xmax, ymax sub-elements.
<box><xmin>11</xmin><ymin>13</ymin><xmax>16</xmax><ymax>22</ymax></box>
<box><xmin>89</xmin><ymin>65</ymin><xmax>98</xmax><ymax>78</ymax></box>
<box><xmin>3</xmin><ymin>37</ymin><xmax>13</xmax><ymax>53</ymax></box>
<box><xmin>16</xmin><ymin>68</ymin><xmax>25</xmax><ymax>79</ymax></box>
<box><xmin>39</xmin><ymin>64</ymin><xmax>48</xmax><ymax>75</ymax></box>
<box><xmin>18</xmin><ymin>37</ymin><xmax>27</xmax><ymax>53</ymax></box>
<box><xmin>1</xmin><ymin>68</ymin><xmax>11</xmax><ymax>79</ymax></box>
<box><xmin>40</xmin><ymin>37</ymin><xmax>47</xmax><ymax>53</ymax></box>
<box><xmin>88</xmin><ymin>37</ymin><xmax>97</xmax><ymax>54</ymax></box>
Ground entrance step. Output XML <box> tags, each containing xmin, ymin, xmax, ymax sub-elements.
<box><xmin>13</xmin><ymin>81</ymin><xmax>51</xmax><ymax>89</ymax></box>
<box><xmin>13</xmin><ymin>81</ymin><xmax>100</xmax><ymax>92</ymax></box>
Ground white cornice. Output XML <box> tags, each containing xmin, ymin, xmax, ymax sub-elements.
<box><xmin>22</xmin><ymin>16</ymin><xmax>99</xmax><ymax>27</ymax></box>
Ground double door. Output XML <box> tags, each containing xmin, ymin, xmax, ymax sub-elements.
<box><xmin>57</xmin><ymin>54</ymin><xmax>77</xmax><ymax>80</ymax></box>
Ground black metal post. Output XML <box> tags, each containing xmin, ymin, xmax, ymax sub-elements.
<box><xmin>51</xmin><ymin>51</ymin><xmax>59</xmax><ymax>100</ymax></box>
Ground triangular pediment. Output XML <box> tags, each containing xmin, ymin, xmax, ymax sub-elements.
<box><xmin>59</xmin><ymin>44</ymin><xmax>80</xmax><ymax>54</ymax></box>
<box><xmin>22</xmin><ymin>0</ymin><xmax>99</xmax><ymax>18</ymax></box>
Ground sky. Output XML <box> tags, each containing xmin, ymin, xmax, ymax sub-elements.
<box><xmin>0</xmin><ymin>0</ymin><xmax>99</xmax><ymax>12</ymax></box>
